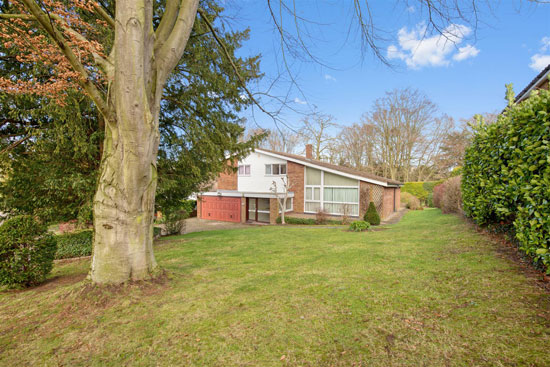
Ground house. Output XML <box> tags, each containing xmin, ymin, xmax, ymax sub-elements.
<box><xmin>515</xmin><ymin>63</ymin><xmax>550</xmax><ymax>103</ymax></box>
<box><xmin>197</xmin><ymin>144</ymin><xmax>403</xmax><ymax>224</ymax></box>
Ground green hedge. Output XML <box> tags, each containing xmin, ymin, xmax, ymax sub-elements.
<box><xmin>403</xmin><ymin>180</ymin><xmax>444</xmax><ymax>207</ymax></box>
<box><xmin>462</xmin><ymin>85</ymin><xmax>550</xmax><ymax>272</ymax></box>
<box><xmin>55</xmin><ymin>230</ymin><xmax>93</xmax><ymax>259</ymax></box>
<box><xmin>402</xmin><ymin>182</ymin><xmax>428</xmax><ymax>204</ymax></box>
<box><xmin>276</xmin><ymin>216</ymin><xmax>343</xmax><ymax>225</ymax></box>
<box><xmin>0</xmin><ymin>215</ymin><xmax>57</xmax><ymax>287</ymax></box>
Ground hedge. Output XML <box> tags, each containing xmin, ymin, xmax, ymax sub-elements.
<box><xmin>462</xmin><ymin>85</ymin><xmax>550</xmax><ymax>272</ymax></box>
<box><xmin>55</xmin><ymin>229</ymin><xmax>93</xmax><ymax>259</ymax></box>
<box><xmin>402</xmin><ymin>180</ymin><xmax>444</xmax><ymax>207</ymax></box>
<box><xmin>276</xmin><ymin>216</ymin><xmax>343</xmax><ymax>225</ymax></box>
<box><xmin>402</xmin><ymin>182</ymin><xmax>428</xmax><ymax>204</ymax></box>
<box><xmin>0</xmin><ymin>215</ymin><xmax>57</xmax><ymax>287</ymax></box>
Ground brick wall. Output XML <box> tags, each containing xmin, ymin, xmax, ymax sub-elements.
<box><xmin>287</xmin><ymin>161</ymin><xmax>304</xmax><ymax>214</ymax></box>
<box><xmin>382</xmin><ymin>187</ymin><xmax>395</xmax><ymax>219</ymax></box>
<box><xmin>217</xmin><ymin>160</ymin><xmax>238</xmax><ymax>190</ymax></box>
<box><xmin>269</xmin><ymin>198</ymin><xmax>278</xmax><ymax>224</ymax></box>
<box><xmin>197</xmin><ymin>195</ymin><xmax>202</xmax><ymax>218</ymax></box>
<box><xmin>395</xmin><ymin>188</ymin><xmax>401</xmax><ymax>210</ymax></box>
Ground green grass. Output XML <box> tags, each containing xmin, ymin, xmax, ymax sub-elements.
<box><xmin>1</xmin><ymin>209</ymin><xmax>549</xmax><ymax>366</ymax></box>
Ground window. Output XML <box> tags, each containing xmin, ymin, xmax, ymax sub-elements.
<box><xmin>304</xmin><ymin>167</ymin><xmax>359</xmax><ymax>215</ymax></box>
<box><xmin>238</xmin><ymin>165</ymin><xmax>250</xmax><ymax>176</ymax></box>
<box><xmin>265</xmin><ymin>164</ymin><xmax>286</xmax><ymax>175</ymax></box>
<box><xmin>278</xmin><ymin>198</ymin><xmax>293</xmax><ymax>213</ymax></box>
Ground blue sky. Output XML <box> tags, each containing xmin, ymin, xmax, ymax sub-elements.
<box><xmin>223</xmin><ymin>1</ymin><xmax>550</xmax><ymax>131</ymax></box>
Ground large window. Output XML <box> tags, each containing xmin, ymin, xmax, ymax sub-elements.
<box><xmin>238</xmin><ymin>165</ymin><xmax>250</xmax><ymax>176</ymax></box>
<box><xmin>265</xmin><ymin>163</ymin><xmax>286</xmax><ymax>175</ymax></box>
<box><xmin>305</xmin><ymin>167</ymin><xmax>359</xmax><ymax>216</ymax></box>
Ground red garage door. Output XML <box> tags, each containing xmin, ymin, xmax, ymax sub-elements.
<box><xmin>201</xmin><ymin>196</ymin><xmax>241</xmax><ymax>223</ymax></box>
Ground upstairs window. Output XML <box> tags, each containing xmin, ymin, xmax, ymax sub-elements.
<box><xmin>265</xmin><ymin>163</ymin><xmax>286</xmax><ymax>175</ymax></box>
<box><xmin>238</xmin><ymin>165</ymin><xmax>250</xmax><ymax>176</ymax></box>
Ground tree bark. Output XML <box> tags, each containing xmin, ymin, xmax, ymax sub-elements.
<box><xmin>90</xmin><ymin>0</ymin><xmax>198</xmax><ymax>284</ymax></box>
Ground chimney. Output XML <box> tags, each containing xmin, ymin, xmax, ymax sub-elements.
<box><xmin>305</xmin><ymin>144</ymin><xmax>313</xmax><ymax>159</ymax></box>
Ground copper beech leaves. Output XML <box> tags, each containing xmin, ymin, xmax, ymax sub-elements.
<box><xmin>0</xmin><ymin>0</ymin><xmax>108</xmax><ymax>103</ymax></box>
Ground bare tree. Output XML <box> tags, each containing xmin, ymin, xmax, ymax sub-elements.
<box><xmin>335</xmin><ymin>123</ymin><xmax>377</xmax><ymax>171</ymax></box>
<box><xmin>361</xmin><ymin>88</ymin><xmax>442</xmax><ymax>181</ymax></box>
<box><xmin>270</xmin><ymin>177</ymin><xmax>294</xmax><ymax>225</ymax></box>
<box><xmin>300</xmin><ymin>111</ymin><xmax>338</xmax><ymax>161</ymax></box>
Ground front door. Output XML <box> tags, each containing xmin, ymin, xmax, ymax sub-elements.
<box><xmin>247</xmin><ymin>198</ymin><xmax>270</xmax><ymax>223</ymax></box>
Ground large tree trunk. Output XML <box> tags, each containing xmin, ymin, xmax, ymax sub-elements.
<box><xmin>91</xmin><ymin>0</ymin><xmax>160</xmax><ymax>284</ymax></box>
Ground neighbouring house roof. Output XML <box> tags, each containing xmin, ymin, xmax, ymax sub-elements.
<box><xmin>516</xmin><ymin>63</ymin><xmax>550</xmax><ymax>103</ymax></box>
<box><xmin>255</xmin><ymin>148</ymin><xmax>403</xmax><ymax>187</ymax></box>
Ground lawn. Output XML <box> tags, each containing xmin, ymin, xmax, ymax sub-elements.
<box><xmin>1</xmin><ymin>209</ymin><xmax>549</xmax><ymax>366</ymax></box>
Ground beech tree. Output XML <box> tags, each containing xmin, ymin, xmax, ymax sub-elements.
<box><xmin>0</xmin><ymin>0</ymin><xmax>491</xmax><ymax>284</ymax></box>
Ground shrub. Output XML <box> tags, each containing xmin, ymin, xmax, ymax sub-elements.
<box><xmin>441</xmin><ymin>176</ymin><xmax>462</xmax><ymax>214</ymax></box>
<box><xmin>364</xmin><ymin>202</ymin><xmax>381</xmax><ymax>225</ymax></box>
<box><xmin>77</xmin><ymin>202</ymin><xmax>93</xmax><ymax>228</ymax></box>
<box><xmin>315</xmin><ymin>209</ymin><xmax>329</xmax><ymax>224</ymax></box>
<box><xmin>163</xmin><ymin>209</ymin><xmax>188</xmax><ymax>235</ymax></box>
<box><xmin>406</xmin><ymin>195</ymin><xmax>422</xmax><ymax>210</ymax></box>
<box><xmin>402</xmin><ymin>182</ymin><xmax>429</xmax><ymax>204</ymax></box>
<box><xmin>55</xmin><ymin>229</ymin><xmax>93</xmax><ymax>259</ymax></box>
<box><xmin>433</xmin><ymin>182</ymin><xmax>446</xmax><ymax>209</ymax></box>
<box><xmin>400</xmin><ymin>192</ymin><xmax>422</xmax><ymax>210</ymax></box>
<box><xmin>275</xmin><ymin>216</ymin><xmax>342</xmax><ymax>225</ymax></box>
<box><xmin>462</xmin><ymin>85</ymin><xmax>550</xmax><ymax>272</ymax></box>
<box><xmin>0</xmin><ymin>215</ymin><xmax>57</xmax><ymax>287</ymax></box>
<box><xmin>349</xmin><ymin>220</ymin><xmax>370</xmax><ymax>232</ymax></box>
<box><xmin>153</xmin><ymin>226</ymin><xmax>162</xmax><ymax>238</ymax></box>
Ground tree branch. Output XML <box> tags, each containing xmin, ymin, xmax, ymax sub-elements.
<box><xmin>18</xmin><ymin>0</ymin><xmax>112</xmax><ymax>121</ymax></box>
<box><xmin>0</xmin><ymin>135</ymin><xmax>31</xmax><ymax>154</ymax></box>
<box><xmin>92</xmin><ymin>2</ymin><xmax>115</xmax><ymax>28</ymax></box>
<box><xmin>156</xmin><ymin>0</ymin><xmax>199</xmax><ymax>82</ymax></box>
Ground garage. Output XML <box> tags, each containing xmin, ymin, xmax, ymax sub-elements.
<box><xmin>200</xmin><ymin>196</ymin><xmax>241</xmax><ymax>223</ymax></box>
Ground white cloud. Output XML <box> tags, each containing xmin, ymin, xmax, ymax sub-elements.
<box><xmin>529</xmin><ymin>37</ymin><xmax>550</xmax><ymax>72</ymax></box>
<box><xmin>294</xmin><ymin>97</ymin><xmax>307</xmax><ymax>105</ymax></box>
<box><xmin>530</xmin><ymin>54</ymin><xmax>550</xmax><ymax>72</ymax></box>
<box><xmin>453</xmin><ymin>44</ymin><xmax>480</xmax><ymax>61</ymax></box>
<box><xmin>387</xmin><ymin>23</ymin><xmax>479</xmax><ymax>69</ymax></box>
<box><xmin>406</xmin><ymin>6</ymin><xmax>415</xmax><ymax>13</ymax></box>
<box><xmin>324</xmin><ymin>74</ymin><xmax>337</xmax><ymax>82</ymax></box>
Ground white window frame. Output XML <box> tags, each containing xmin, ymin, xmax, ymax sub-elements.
<box><xmin>238</xmin><ymin>164</ymin><xmax>251</xmax><ymax>176</ymax></box>
<box><xmin>278</xmin><ymin>197</ymin><xmax>293</xmax><ymax>213</ymax></box>
<box><xmin>265</xmin><ymin>163</ymin><xmax>287</xmax><ymax>176</ymax></box>
<box><xmin>303</xmin><ymin>170</ymin><xmax>360</xmax><ymax>216</ymax></box>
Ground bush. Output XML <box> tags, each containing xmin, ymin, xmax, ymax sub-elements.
<box><xmin>0</xmin><ymin>215</ymin><xmax>57</xmax><ymax>287</ymax></box>
<box><xmin>364</xmin><ymin>202</ymin><xmax>381</xmax><ymax>225</ymax></box>
<box><xmin>163</xmin><ymin>209</ymin><xmax>188</xmax><ymax>235</ymax></box>
<box><xmin>315</xmin><ymin>209</ymin><xmax>329</xmax><ymax>224</ymax></box>
<box><xmin>275</xmin><ymin>216</ymin><xmax>342</xmax><ymax>225</ymax></box>
<box><xmin>462</xmin><ymin>85</ymin><xmax>550</xmax><ymax>272</ymax></box>
<box><xmin>55</xmin><ymin>229</ymin><xmax>93</xmax><ymax>259</ymax></box>
<box><xmin>349</xmin><ymin>220</ymin><xmax>370</xmax><ymax>232</ymax></box>
<box><xmin>433</xmin><ymin>182</ymin><xmax>446</xmax><ymax>209</ymax></box>
<box><xmin>400</xmin><ymin>192</ymin><xmax>422</xmax><ymax>210</ymax></box>
<box><xmin>153</xmin><ymin>226</ymin><xmax>162</xmax><ymax>238</ymax></box>
<box><xmin>402</xmin><ymin>182</ymin><xmax>429</xmax><ymax>204</ymax></box>
<box><xmin>77</xmin><ymin>202</ymin><xmax>93</xmax><ymax>228</ymax></box>
<box><xmin>441</xmin><ymin>176</ymin><xmax>462</xmax><ymax>214</ymax></box>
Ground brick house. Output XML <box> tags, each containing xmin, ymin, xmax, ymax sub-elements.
<box><xmin>197</xmin><ymin>145</ymin><xmax>403</xmax><ymax>224</ymax></box>
<box><xmin>515</xmin><ymin>63</ymin><xmax>550</xmax><ymax>103</ymax></box>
